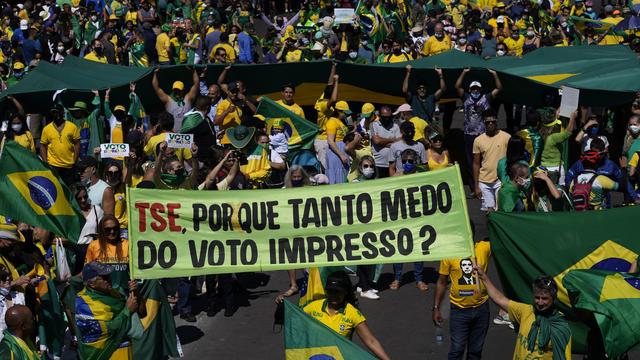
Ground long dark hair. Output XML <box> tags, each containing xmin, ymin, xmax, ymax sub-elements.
<box><xmin>97</xmin><ymin>214</ymin><xmax>124</xmax><ymax>262</ymax></box>
<box><xmin>506</xmin><ymin>135</ymin><xmax>526</xmax><ymax>166</ymax></box>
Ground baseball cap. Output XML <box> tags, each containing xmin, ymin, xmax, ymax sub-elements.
<box><xmin>469</xmin><ymin>81</ymin><xmax>482</xmax><ymax>89</ymax></box>
<box><xmin>13</xmin><ymin>62</ymin><xmax>25</xmax><ymax>70</ymax></box>
<box><xmin>172</xmin><ymin>81</ymin><xmax>185</xmax><ymax>91</ymax></box>
<box><xmin>393</xmin><ymin>103</ymin><xmax>413</xmax><ymax>115</ymax></box>
<box><xmin>361</xmin><ymin>103</ymin><xmax>375</xmax><ymax>117</ymax></box>
<box><xmin>335</xmin><ymin>101</ymin><xmax>351</xmax><ymax>115</ymax></box>
<box><xmin>82</xmin><ymin>261</ymin><xmax>114</xmax><ymax>281</ymax></box>
<box><xmin>20</xmin><ymin>19</ymin><xmax>28</xmax><ymax>30</ymax></box>
<box><xmin>613</xmin><ymin>9</ymin><xmax>621</xmax><ymax>15</ymax></box>
<box><xmin>114</xmin><ymin>105</ymin><xmax>126</xmax><ymax>112</ymax></box>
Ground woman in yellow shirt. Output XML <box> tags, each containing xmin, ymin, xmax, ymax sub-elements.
<box><xmin>426</xmin><ymin>133</ymin><xmax>451</xmax><ymax>171</ymax></box>
<box><xmin>7</xmin><ymin>112</ymin><xmax>35</xmax><ymax>153</ymax></box>
<box><xmin>325</xmin><ymin>101</ymin><xmax>351</xmax><ymax>184</ymax></box>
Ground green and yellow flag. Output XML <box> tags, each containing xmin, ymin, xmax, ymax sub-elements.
<box><xmin>563</xmin><ymin>269</ymin><xmax>640</xmax><ymax>359</ymax></box>
<box><xmin>256</xmin><ymin>97</ymin><xmax>319</xmax><ymax>153</ymax></box>
<box><xmin>284</xmin><ymin>300</ymin><xmax>376</xmax><ymax>360</ymax></box>
<box><xmin>0</xmin><ymin>140</ymin><xmax>84</xmax><ymax>242</ymax></box>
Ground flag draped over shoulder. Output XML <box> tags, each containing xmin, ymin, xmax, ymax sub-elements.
<box><xmin>563</xmin><ymin>269</ymin><xmax>640</xmax><ymax>358</ymax></box>
<box><xmin>37</xmin><ymin>279</ymin><xmax>67</xmax><ymax>358</ymax></box>
<box><xmin>488</xmin><ymin>206</ymin><xmax>640</xmax><ymax>353</ymax></box>
<box><xmin>298</xmin><ymin>267</ymin><xmax>343</xmax><ymax>307</ymax></box>
<box><xmin>180</xmin><ymin>109</ymin><xmax>205</xmax><ymax>133</ymax></box>
<box><xmin>256</xmin><ymin>97</ymin><xmax>319</xmax><ymax>153</ymax></box>
<box><xmin>284</xmin><ymin>300</ymin><xmax>376</xmax><ymax>360</ymax></box>
<box><xmin>132</xmin><ymin>280</ymin><xmax>181</xmax><ymax>360</ymax></box>
<box><xmin>0</xmin><ymin>140</ymin><xmax>85</xmax><ymax>242</ymax></box>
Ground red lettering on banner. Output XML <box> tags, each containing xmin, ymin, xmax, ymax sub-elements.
<box><xmin>135</xmin><ymin>202</ymin><xmax>150</xmax><ymax>232</ymax></box>
<box><xmin>150</xmin><ymin>203</ymin><xmax>167</xmax><ymax>232</ymax></box>
<box><xmin>167</xmin><ymin>203</ymin><xmax>182</xmax><ymax>232</ymax></box>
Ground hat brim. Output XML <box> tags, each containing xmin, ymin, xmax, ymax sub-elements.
<box><xmin>361</xmin><ymin>112</ymin><xmax>372</xmax><ymax>117</ymax></box>
<box><xmin>226</xmin><ymin>127</ymin><xmax>256</xmax><ymax>149</ymax></box>
<box><xmin>69</xmin><ymin>107</ymin><xmax>87</xmax><ymax>112</ymax></box>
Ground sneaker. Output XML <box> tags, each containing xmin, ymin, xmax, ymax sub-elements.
<box><xmin>493</xmin><ymin>314</ymin><xmax>512</xmax><ymax>326</ymax></box>
<box><xmin>180</xmin><ymin>313</ymin><xmax>197</xmax><ymax>322</ymax></box>
<box><xmin>356</xmin><ymin>287</ymin><xmax>379</xmax><ymax>294</ymax></box>
<box><xmin>359</xmin><ymin>290</ymin><xmax>380</xmax><ymax>300</ymax></box>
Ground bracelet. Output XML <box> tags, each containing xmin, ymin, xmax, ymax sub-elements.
<box><xmin>432</xmin><ymin>305</ymin><xmax>439</xmax><ymax>311</ymax></box>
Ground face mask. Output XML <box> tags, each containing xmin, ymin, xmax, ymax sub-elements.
<box><xmin>589</xmin><ymin>127</ymin><xmax>599</xmax><ymax>137</ymax></box>
<box><xmin>91</xmin><ymin>15</ymin><xmax>97</xmax><ymax>21</ymax></box>
<box><xmin>14</xmin><ymin>71</ymin><xmax>23</xmax><ymax>78</ymax></box>
<box><xmin>629</xmin><ymin>125</ymin><xmax>640</xmax><ymax>134</ymax></box>
<box><xmin>497</xmin><ymin>49</ymin><xmax>506</xmax><ymax>56</ymax></box>
<box><xmin>348</xmin><ymin>51</ymin><xmax>358</xmax><ymax>59</ymax></box>
<box><xmin>518</xmin><ymin>177</ymin><xmax>531</xmax><ymax>188</ymax></box>
<box><xmin>81</xmin><ymin>176</ymin><xmax>92</xmax><ymax>187</ymax></box>
<box><xmin>561</xmin><ymin>22</ymin><xmax>568</xmax><ymax>28</ymax></box>
<box><xmin>160</xmin><ymin>169</ymin><xmax>187</xmax><ymax>186</ymax></box>
<box><xmin>57</xmin><ymin>46</ymin><xmax>65</xmax><ymax>53</ymax></box>
<box><xmin>403</xmin><ymin>162</ymin><xmax>416</xmax><ymax>173</ymax></box>
<box><xmin>362</xmin><ymin>167</ymin><xmax>375</xmax><ymax>178</ymax></box>
<box><xmin>380</xmin><ymin>116</ymin><xmax>393</xmax><ymax>125</ymax></box>
<box><xmin>0</xmin><ymin>287</ymin><xmax>9</xmax><ymax>298</ymax></box>
<box><xmin>403</xmin><ymin>131</ymin><xmax>415</xmax><ymax>141</ymax></box>
<box><xmin>11</xmin><ymin>124</ymin><xmax>22</xmax><ymax>132</ymax></box>
<box><xmin>361</xmin><ymin>40</ymin><xmax>368</xmax><ymax>46</ymax></box>
<box><xmin>470</xmin><ymin>90</ymin><xmax>481</xmax><ymax>99</ymax></box>
<box><xmin>526</xmin><ymin>31</ymin><xmax>535</xmax><ymax>37</ymax></box>
<box><xmin>435</xmin><ymin>32</ymin><xmax>444</xmax><ymax>39</ymax></box>
<box><xmin>393</xmin><ymin>48</ymin><xmax>401</xmax><ymax>55</ymax></box>
<box><xmin>458</xmin><ymin>37</ymin><xmax>467</xmax><ymax>44</ymax></box>
<box><xmin>291</xmin><ymin>179</ymin><xmax>304</xmax><ymax>187</ymax></box>
<box><xmin>587</xmin><ymin>7</ymin><xmax>592</xmax><ymax>11</ymax></box>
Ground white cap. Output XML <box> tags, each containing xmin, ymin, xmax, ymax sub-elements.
<box><xmin>393</xmin><ymin>103</ymin><xmax>413</xmax><ymax>115</ymax></box>
<box><xmin>469</xmin><ymin>81</ymin><xmax>482</xmax><ymax>89</ymax></box>
<box><xmin>19</xmin><ymin>19</ymin><xmax>28</xmax><ymax>30</ymax></box>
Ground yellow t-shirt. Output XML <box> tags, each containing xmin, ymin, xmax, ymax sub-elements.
<box><xmin>504</xmin><ymin>35</ymin><xmax>525</xmax><ymax>56</ymax></box>
<box><xmin>422</xmin><ymin>35</ymin><xmax>452</xmax><ymax>57</ymax></box>
<box><xmin>384</xmin><ymin>52</ymin><xmax>413</xmax><ymax>63</ymax></box>
<box><xmin>439</xmin><ymin>241</ymin><xmax>491</xmax><ymax>308</ymax></box>
<box><xmin>113</xmin><ymin>187</ymin><xmax>127</xmax><ymax>229</ymax></box>
<box><xmin>143</xmin><ymin>132</ymin><xmax>193</xmax><ymax>161</ymax></box>
<box><xmin>325</xmin><ymin>118</ymin><xmax>348</xmax><ymax>142</ymax></box>
<box><xmin>126</xmin><ymin>11</ymin><xmax>137</xmax><ymax>24</ymax></box>
<box><xmin>40</xmin><ymin>121</ymin><xmax>80</xmax><ymax>168</ymax></box>
<box><xmin>629</xmin><ymin>152</ymin><xmax>639</xmax><ymax>168</ymax></box>
<box><xmin>276</xmin><ymin>99</ymin><xmax>306</xmax><ymax>119</ymax></box>
<box><xmin>508</xmin><ymin>301</ymin><xmax>572</xmax><ymax>360</ymax></box>
<box><xmin>314</xmin><ymin>98</ymin><xmax>332</xmax><ymax>140</ymax></box>
<box><xmin>303</xmin><ymin>300</ymin><xmax>365</xmax><ymax>339</ymax></box>
<box><xmin>156</xmin><ymin>32</ymin><xmax>171</xmax><ymax>63</ymax></box>
<box><xmin>216</xmin><ymin>99</ymin><xmax>243</xmax><ymax>145</ymax></box>
<box><xmin>285</xmin><ymin>49</ymin><xmax>303</xmax><ymax>62</ymax></box>
<box><xmin>409</xmin><ymin>116</ymin><xmax>428</xmax><ymax>142</ymax></box>
<box><xmin>13</xmin><ymin>131</ymin><xmax>35</xmax><ymax>153</ymax></box>
<box><xmin>84</xmin><ymin>52</ymin><xmax>108</xmax><ymax>63</ymax></box>
<box><xmin>472</xmin><ymin>131</ymin><xmax>511</xmax><ymax>183</ymax></box>
<box><xmin>210</xmin><ymin>43</ymin><xmax>236</xmax><ymax>63</ymax></box>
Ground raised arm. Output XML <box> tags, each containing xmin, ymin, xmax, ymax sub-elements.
<box><xmin>455</xmin><ymin>68</ymin><xmax>469</xmax><ymax>98</ymax></box>
<box><xmin>186</xmin><ymin>68</ymin><xmax>200</xmax><ymax>103</ymax></box>
<box><xmin>402</xmin><ymin>64</ymin><xmax>412</xmax><ymax>96</ymax></box>
<box><xmin>566</xmin><ymin>110</ymin><xmax>578</xmax><ymax>133</ymax></box>
<box><xmin>489</xmin><ymin>69</ymin><xmax>502</xmax><ymax>98</ymax></box>
<box><xmin>474</xmin><ymin>265</ymin><xmax>510</xmax><ymax>312</ymax></box>
<box><xmin>7</xmin><ymin>96</ymin><xmax>24</xmax><ymax>115</ymax></box>
<box><xmin>152</xmin><ymin>68</ymin><xmax>170</xmax><ymax>104</ymax></box>
<box><xmin>217</xmin><ymin>65</ymin><xmax>231</xmax><ymax>96</ymax></box>
<box><xmin>327</xmin><ymin>74</ymin><xmax>339</xmax><ymax>109</ymax></box>
<box><xmin>434</xmin><ymin>67</ymin><xmax>446</xmax><ymax>100</ymax></box>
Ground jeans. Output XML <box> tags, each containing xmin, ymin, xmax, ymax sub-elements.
<box><xmin>174</xmin><ymin>277</ymin><xmax>193</xmax><ymax>315</ymax></box>
<box><xmin>448</xmin><ymin>302</ymin><xmax>490</xmax><ymax>360</ymax></box>
<box><xmin>393</xmin><ymin>262</ymin><xmax>424</xmax><ymax>282</ymax></box>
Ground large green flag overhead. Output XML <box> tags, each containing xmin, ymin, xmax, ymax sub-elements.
<box><xmin>0</xmin><ymin>140</ymin><xmax>85</xmax><ymax>242</ymax></box>
<box><xmin>488</xmin><ymin>206</ymin><xmax>640</xmax><ymax>354</ymax></box>
<box><xmin>284</xmin><ymin>300</ymin><xmax>376</xmax><ymax>360</ymax></box>
<box><xmin>563</xmin><ymin>269</ymin><xmax>640</xmax><ymax>358</ymax></box>
<box><xmin>256</xmin><ymin>97</ymin><xmax>319</xmax><ymax>153</ymax></box>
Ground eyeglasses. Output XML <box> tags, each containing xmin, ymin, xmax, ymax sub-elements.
<box><xmin>103</xmin><ymin>226</ymin><xmax>119</xmax><ymax>233</ymax></box>
<box><xmin>401</xmin><ymin>159</ymin><xmax>415</xmax><ymax>164</ymax></box>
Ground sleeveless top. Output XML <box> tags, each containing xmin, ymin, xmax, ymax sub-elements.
<box><xmin>427</xmin><ymin>150</ymin><xmax>449</xmax><ymax>171</ymax></box>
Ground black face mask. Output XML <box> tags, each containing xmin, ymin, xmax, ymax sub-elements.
<box><xmin>380</xmin><ymin>116</ymin><xmax>393</xmax><ymax>125</ymax></box>
<box><xmin>94</xmin><ymin>47</ymin><xmax>103</xmax><ymax>56</ymax></box>
<box><xmin>403</xmin><ymin>131</ymin><xmax>415</xmax><ymax>141</ymax></box>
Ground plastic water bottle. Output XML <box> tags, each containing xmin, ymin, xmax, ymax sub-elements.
<box><xmin>435</xmin><ymin>325</ymin><xmax>444</xmax><ymax>344</ymax></box>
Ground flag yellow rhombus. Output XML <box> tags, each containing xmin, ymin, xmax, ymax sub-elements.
<box><xmin>7</xmin><ymin>171</ymin><xmax>75</xmax><ymax>216</ymax></box>
<box><xmin>286</xmin><ymin>346</ymin><xmax>345</xmax><ymax>360</ymax></box>
<box><xmin>600</xmin><ymin>273</ymin><xmax>640</xmax><ymax>302</ymax></box>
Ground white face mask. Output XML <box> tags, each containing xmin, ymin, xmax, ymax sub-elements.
<box><xmin>497</xmin><ymin>49</ymin><xmax>506</xmax><ymax>56</ymax></box>
<box><xmin>362</xmin><ymin>167</ymin><xmax>375</xmax><ymax>178</ymax></box>
<box><xmin>58</xmin><ymin>46</ymin><xmax>65</xmax><ymax>53</ymax></box>
<box><xmin>526</xmin><ymin>30</ymin><xmax>535</xmax><ymax>37</ymax></box>
<box><xmin>458</xmin><ymin>38</ymin><xmax>467</xmax><ymax>44</ymax></box>
<box><xmin>630</xmin><ymin>124</ymin><xmax>640</xmax><ymax>134</ymax></box>
<box><xmin>348</xmin><ymin>51</ymin><xmax>358</xmax><ymax>59</ymax></box>
<box><xmin>11</xmin><ymin>124</ymin><xmax>21</xmax><ymax>132</ymax></box>
<box><xmin>91</xmin><ymin>15</ymin><xmax>97</xmax><ymax>21</ymax></box>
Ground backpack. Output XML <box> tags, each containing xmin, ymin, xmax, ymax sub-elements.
<box><xmin>572</xmin><ymin>172</ymin><xmax>597</xmax><ymax>211</ymax></box>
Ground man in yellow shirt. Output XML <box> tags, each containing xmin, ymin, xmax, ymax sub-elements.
<box><xmin>422</xmin><ymin>22</ymin><xmax>452</xmax><ymax>57</ymax></box>
<box><xmin>384</xmin><ymin>39</ymin><xmax>413</xmax><ymax>63</ymax></box>
<box><xmin>210</xmin><ymin>33</ymin><xmax>236</xmax><ymax>63</ymax></box>
<box><xmin>434</xmin><ymin>240</ymin><xmax>491</xmax><ymax>359</ymax></box>
<box><xmin>154</xmin><ymin>24</ymin><xmax>173</xmax><ymax>65</ymax></box>
<box><xmin>40</xmin><ymin>104</ymin><xmax>80</xmax><ymax>185</ymax></box>
<box><xmin>477</xmin><ymin>269</ymin><xmax>572</xmax><ymax>360</ymax></box>
<box><xmin>504</xmin><ymin>26</ymin><xmax>525</xmax><ymax>56</ymax></box>
<box><xmin>275</xmin><ymin>83</ymin><xmax>305</xmax><ymax>118</ymax></box>
<box><xmin>83</xmin><ymin>39</ymin><xmax>107</xmax><ymax>63</ymax></box>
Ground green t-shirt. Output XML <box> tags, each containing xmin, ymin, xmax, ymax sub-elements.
<box><xmin>540</xmin><ymin>130</ymin><xmax>571</xmax><ymax>167</ymax></box>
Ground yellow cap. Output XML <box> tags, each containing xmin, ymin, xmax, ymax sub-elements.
<box><xmin>497</xmin><ymin>2</ymin><xmax>506</xmax><ymax>6</ymax></box>
<box><xmin>172</xmin><ymin>81</ymin><xmax>185</xmax><ymax>91</ymax></box>
<box><xmin>114</xmin><ymin>105</ymin><xmax>126</xmax><ymax>112</ymax></box>
<box><xmin>335</xmin><ymin>100</ymin><xmax>351</xmax><ymax>113</ymax></box>
<box><xmin>109</xmin><ymin>13</ymin><xmax>118</xmax><ymax>20</ymax></box>
<box><xmin>361</xmin><ymin>103</ymin><xmax>375</xmax><ymax>117</ymax></box>
<box><xmin>13</xmin><ymin>62</ymin><xmax>25</xmax><ymax>70</ymax></box>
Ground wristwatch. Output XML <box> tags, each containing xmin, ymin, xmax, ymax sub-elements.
<box><xmin>432</xmin><ymin>305</ymin><xmax>439</xmax><ymax>311</ymax></box>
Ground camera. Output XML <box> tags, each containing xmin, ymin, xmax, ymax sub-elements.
<box><xmin>234</xmin><ymin>150</ymin><xmax>248</xmax><ymax>165</ymax></box>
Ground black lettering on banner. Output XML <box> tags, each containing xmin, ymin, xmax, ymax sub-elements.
<box><xmin>379</xmin><ymin>230</ymin><xmax>396</xmax><ymax>257</ymax></box>
<box><xmin>279</xmin><ymin>237</ymin><xmax>306</xmax><ymax>264</ymax></box>
<box><xmin>325</xmin><ymin>235</ymin><xmax>344</xmax><ymax>262</ymax></box>
<box><xmin>380</xmin><ymin>189</ymin><xmax>407</xmax><ymax>221</ymax></box>
<box><xmin>208</xmin><ymin>240</ymin><xmax>225</xmax><ymax>265</ymax></box>
<box><xmin>361</xmin><ymin>232</ymin><xmax>378</xmax><ymax>259</ymax></box>
<box><xmin>221</xmin><ymin>204</ymin><xmax>234</xmax><ymax>231</ymax></box>
<box><xmin>397</xmin><ymin>228</ymin><xmax>413</xmax><ymax>256</ymax></box>
<box><xmin>406</xmin><ymin>187</ymin><xmax>421</xmax><ymax>218</ymax></box>
<box><xmin>227</xmin><ymin>239</ymin><xmax>241</xmax><ymax>265</ymax></box>
<box><xmin>208</xmin><ymin>204</ymin><xmax>222</xmax><ymax>231</ymax></box>
<box><xmin>341</xmin><ymin>194</ymin><xmax>355</xmax><ymax>225</ymax></box>
<box><xmin>321</xmin><ymin>197</ymin><xmax>342</xmax><ymax>227</ymax></box>
<box><xmin>289</xmin><ymin>198</ymin><xmax>303</xmax><ymax>228</ymax></box>
<box><xmin>252</xmin><ymin>203</ymin><xmax>267</xmax><ymax>231</ymax></box>
<box><xmin>356</xmin><ymin>193</ymin><xmax>373</xmax><ymax>224</ymax></box>
<box><xmin>344</xmin><ymin>233</ymin><xmax>361</xmax><ymax>261</ymax></box>
<box><xmin>420</xmin><ymin>185</ymin><xmax>437</xmax><ymax>216</ymax></box>
<box><xmin>238</xmin><ymin>204</ymin><xmax>253</xmax><ymax>233</ymax></box>
<box><xmin>158</xmin><ymin>241</ymin><xmax>177</xmax><ymax>268</ymax></box>
<box><xmin>189</xmin><ymin>240</ymin><xmax>207</xmax><ymax>267</ymax></box>
<box><xmin>192</xmin><ymin>204</ymin><xmax>207</xmax><ymax>231</ymax></box>
<box><xmin>306</xmin><ymin>236</ymin><xmax>326</xmax><ymax>262</ymax></box>
<box><xmin>241</xmin><ymin>240</ymin><xmax>258</xmax><ymax>265</ymax></box>
<box><xmin>419</xmin><ymin>225</ymin><xmax>437</xmax><ymax>255</ymax></box>
<box><xmin>437</xmin><ymin>183</ymin><xmax>453</xmax><ymax>213</ymax></box>
<box><xmin>302</xmin><ymin>199</ymin><xmax>321</xmax><ymax>228</ymax></box>
<box><xmin>138</xmin><ymin>240</ymin><xmax>157</xmax><ymax>270</ymax></box>
<box><xmin>266</xmin><ymin>201</ymin><xmax>280</xmax><ymax>230</ymax></box>
<box><xmin>269</xmin><ymin>239</ymin><xmax>276</xmax><ymax>264</ymax></box>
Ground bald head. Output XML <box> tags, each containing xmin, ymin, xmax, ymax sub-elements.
<box><xmin>5</xmin><ymin>305</ymin><xmax>34</xmax><ymax>337</ymax></box>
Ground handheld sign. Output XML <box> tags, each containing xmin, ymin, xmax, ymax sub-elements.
<box><xmin>100</xmin><ymin>143</ymin><xmax>129</xmax><ymax>158</ymax></box>
<box><xmin>166</xmin><ymin>133</ymin><xmax>193</xmax><ymax>149</ymax></box>
<box><xmin>559</xmin><ymin>86</ymin><xmax>579</xmax><ymax>118</ymax></box>
<box><xmin>334</xmin><ymin>8</ymin><xmax>355</xmax><ymax>24</ymax></box>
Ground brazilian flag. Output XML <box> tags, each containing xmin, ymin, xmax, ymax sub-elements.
<box><xmin>284</xmin><ymin>300</ymin><xmax>376</xmax><ymax>360</ymax></box>
<box><xmin>564</xmin><ymin>269</ymin><xmax>640</xmax><ymax>358</ymax></box>
<box><xmin>255</xmin><ymin>97</ymin><xmax>319</xmax><ymax>154</ymax></box>
<box><xmin>489</xmin><ymin>206</ymin><xmax>640</xmax><ymax>354</ymax></box>
<box><xmin>0</xmin><ymin>140</ymin><xmax>84</xmax><ymax>242</ymax></box>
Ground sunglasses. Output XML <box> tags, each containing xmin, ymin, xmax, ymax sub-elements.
<box><xmin>402</xmin><ymin>159</ymin><xmax>416</xmax><ymax>164</ymax></box>
<box><xmin>107</xmin><ymin>170</ymin><xmax>120</xmax><ymax>176</ymax></box>
<box><xmin>103</xmin><ymin>226</ymin><xmax>119</xmax><ymax>233</ymax></box>
<box><xmin>361</xmin><ymin>164</ymin><xmax>373</xmax><ymax>169</ymax></box>
<box><xmin>485</xmin><ymin>120</ymin><xmax>497</xmax><ymax>124</ymax></box>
